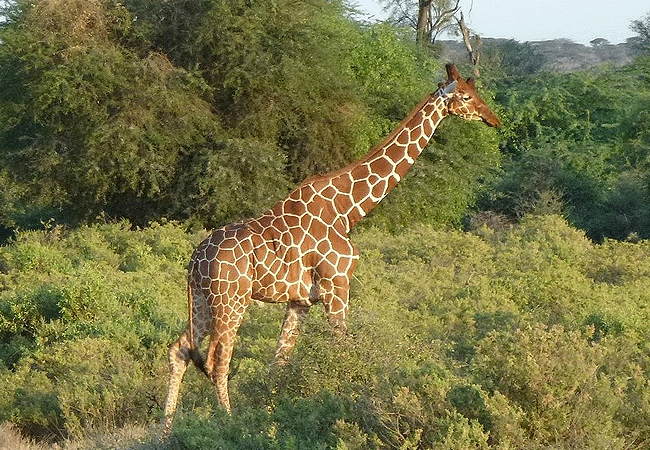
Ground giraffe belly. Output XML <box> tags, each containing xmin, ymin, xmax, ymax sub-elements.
<box><xmin>250</xmin><ymin>252</ymin><xmax>314</xmax><ymax>304</ymax></box>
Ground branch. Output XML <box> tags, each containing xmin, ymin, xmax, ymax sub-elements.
<box><xmin>457</xmin><ymin>11</ymin><xmax>481</xmax><ymax>77</ymax></box>
<box><xmin>429</xmin><ymin>0</ymin><xmax>460</xmax><ymax>43</ymax></box>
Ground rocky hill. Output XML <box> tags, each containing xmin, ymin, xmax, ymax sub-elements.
<box><xmin>439</xmin><ymin>38</ymin><xmax>635</xmax><ymax>73</ymax></box>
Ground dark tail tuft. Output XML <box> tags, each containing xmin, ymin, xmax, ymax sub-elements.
<box><xmin>189</xmin><ymin>348</ymin><xmax>209</xmax><ymax>378</ymax></box>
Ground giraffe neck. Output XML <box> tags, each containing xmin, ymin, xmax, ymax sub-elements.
<box><xmin>334</xmin><ymin>90</ymin><xmax>449</xmax><ymax>230</ymax></box>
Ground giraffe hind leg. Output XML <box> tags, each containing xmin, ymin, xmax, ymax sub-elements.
<box><xmin>162</xmin><ymin>294</ymin><xmax>211</xmax><ymax>435</ymax></box>
<box><xmin>202</xmin><ymin>297</ymin><xmax>249</xmax><ymax>413</ymax></box>
<box><xmin>162</xmin><ymin>331</ymin><xmax>191</xmax><ymax>435</ymax></box>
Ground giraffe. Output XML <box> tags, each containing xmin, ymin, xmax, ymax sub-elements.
<box><xmin>162</xmin><ymin>63</ymin><xmax>499</xmax><ymax>433</ymax></box>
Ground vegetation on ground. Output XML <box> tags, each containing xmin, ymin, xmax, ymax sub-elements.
<box><xmin>1</xmin><ymin>0</ymin><xmax>650</xmax><ymax>448</ymax></box>
<box><xmin>1</xmin><ymin>217</ymin><xmax>650</xmax><ymax>449</ymax></box>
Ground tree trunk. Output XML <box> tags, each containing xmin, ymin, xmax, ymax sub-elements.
<box><xmin>416</xmin><ymin>0</ymin><xmax>432</xmax><ymax>43</ymax></box>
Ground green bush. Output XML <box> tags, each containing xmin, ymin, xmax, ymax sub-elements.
<box><xmin>1</xmin><ymin>216</ymin><xmax>650</xmax><ymax>448</ymax></box>
<box><xmin>0</xmin><ymin>221</ymin><xmax>201</xmax><ymax>439</ymax></box>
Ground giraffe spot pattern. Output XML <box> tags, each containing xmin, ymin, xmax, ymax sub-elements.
<box><xmin>163</xmin><ymin>67</ymin><xmax>500</xmax><ymax>433</ymax></box>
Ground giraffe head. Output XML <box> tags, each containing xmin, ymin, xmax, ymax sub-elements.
<box><xmin>439</xmin><ymin>63</ymin><xmax>500</xmax><ymax>127</ymax></box>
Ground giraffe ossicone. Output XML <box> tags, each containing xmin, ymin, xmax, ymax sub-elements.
<box><xmin>161</xmin><ymin>63</ymin><xmax>499</xmax><ymax>434</ymax></box>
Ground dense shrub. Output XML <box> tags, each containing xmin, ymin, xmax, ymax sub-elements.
<box><xmin>0</xmin><ymin>221</ymin><xmax>202</xmax><ymax>439</ymax></box>
<box><xmin>482</xmin><ymin>58</ymin><xmax>650</xmax><ymax>241</ymax></box>
<box><xmin>2</xmin><ymin>216</ymin><xmax>649</xmax><ymax>449</ymax></box>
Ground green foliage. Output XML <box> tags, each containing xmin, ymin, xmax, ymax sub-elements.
<box><xmin>123</xmin><ymin>0</ymin><xmax>367</xmax><ymax>182</ymax></box>
<box><xmin>2</xmin><ymin>217</ymin><xmax>650</xmax><ymax>448</ymax></box>
<box><xmin>481</xmin><ymin>60</ymin><xmax>650</xmax><ymax>241</ymax></box>
<box><xmin>0</xmin><ymin>221</ymin><xmax>202</xmax><ymax>439</ymax></box>
<box><xmin>483</xmin><ymin>40</ymin><xmax>547</xmax><ymax>77</ymax></box>
<box><xmin>1</xmin><ymin>0</ymin><xmax>499</xmax><ymax>232</ymax></box>
<box><xmin>0</xmin><ymin>0</ymin><xmax>293</xmax><ymax>228</ymax></box>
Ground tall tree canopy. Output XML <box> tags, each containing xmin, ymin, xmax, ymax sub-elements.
<box><xmin>0</xmin><ymin>0</ymin><xmax>500</xmax><ymax>231</ymax></box>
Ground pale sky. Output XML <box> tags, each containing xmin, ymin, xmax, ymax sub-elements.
<box><xmin>356</xmin><ymin>0</ymin><xmax>650</xmax><ymax>45</ymax></box>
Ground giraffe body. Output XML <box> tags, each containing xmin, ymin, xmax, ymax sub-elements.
<box><xmin>162</xmin><ymin>64</ymin><xmax>499</xmax><ymax>433</ymax></box>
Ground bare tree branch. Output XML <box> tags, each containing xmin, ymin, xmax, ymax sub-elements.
<box><xmin>457</xmin><ymin>11</ymin><xmax>481</xmax><ymax>77</ymax></box>
<box><xmin>414</xmin><ymin>0</ymin><xmax>460</xmax><ymax>44</ymax></box>
<box><xmin>429</xmin><ymin>0</ymin><xmax>460</xmax><ymax>42</ymax></box>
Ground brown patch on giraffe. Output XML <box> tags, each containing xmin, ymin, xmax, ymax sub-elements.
<box><xmin>321</xmin><ymin>185</ymin><xmax>336</xmax><ymax>198</ymax></box>
<box><xmin>396</xmin><ymin>129</ymin><xmax>409</xmax><ymax>145</ymax></box>
<box><xmin>409</xmin><ymin>126</ymin><xmax>422</xmax><ymax>142</ymax></box>
<box><xmin>332</xmin><ymin>173</ymin><xmax>353</xmax><ymax>193</ymax></box>
<box><xmin>408</xmin><ymin>111</ymin><xmax>424</xmax><ymax>129</ymax></box>
<box><xmin>423</xmin><ymin>119</ymin><xmax>433</xmax><ymax>136</ymax></box>
<box><xmin>371</xmin><ymin>179</ymin><xmax>387</xmax><ymax>199</ymax></box>
<box><xmin>360</xmin><ymin>197</ymin><xmax>375</xmax><ymax>213</ymax></box>
<box><xmin>407</xmin><ymin>143</ymin><xmax>420</xmax><ymax>160</ymax></box>
<box><xmin>299</xmin><ymin>214</ymin><xmax>313</xmax><ymax>230</ymax></box>
<box><xmin>234</xmin><ymin>257</ymin><xmax>248</xmax><ymax>275</ymax></box>
<box><xmin>306</xmin><ymin>201</ymin><xmax>324</xmax><ymax>217</ymax></box>
<box><xmin>284</xmin><ymin>214</ymin><xmax>300</xmax><ymax>228</ymax></box>
<box><xmin>395</xmin><ymin>158</ymin><xmax>411</xmax><ymax>176</ymax></box>
<box><xmin>281</xmin><ymin>199</ymin><xmax>307</xmax><ymax>216</ymax></box>
<box><xmin>317</xmin><ymin>240</ymin><xmax>331</xmax><ymax>255</ymax></box>
<box><xmin>310</xmin><ymin>219</ymin><xmax>327</xmax><ymax>238</ymax></box>
<box><xmin>369</xmin><ymin>158</ymin><xmax>392</xmax><ymax>178</ymax></box>
<box><xmin>334</xmin><ymin>194</ymin><xmax>353</xmax><ymax>215</ymax></box>
<box><xmin>351</xmin><ymin>164</ymin><xmax>371</xmax><ymax>181</ymax></box>
<box><xmin>271</xmin><ymin>217</ymin><xmax>288</xmax><ymax>233</ymax></box>
<box><xmin>199</xmin><ymin>259</ymin><xmax>209</xmax><ymax>276</ymax></box>
<box><xmin>231</xmin><ymin>244</ymin><xmax>244</xmax><ymax>261</ymax></box>
<box><xmin>329</xmin><ymin>232</ymin><xmax>348</xmax><ymax>253</ymax></box>
<box><xmin>351</xmin><ymin>181</ymin><xmax>371</xmax><ymax>201</ymax></box>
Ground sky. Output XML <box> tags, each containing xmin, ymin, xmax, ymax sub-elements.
<box><xmin>355</xmin><ymin>0</ymin><xmax>650</xmax><ymax>45</ymax></box>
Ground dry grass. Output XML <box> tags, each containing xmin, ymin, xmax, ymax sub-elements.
<box><xmin>0</xmin><ymin>423</ymin><xmax>46</xmax><ymax>450</ymax></box>
<box><xmin>0</xmin><ymin>422</ymin><xmax>166</xmax><ymax>450</ymax></box>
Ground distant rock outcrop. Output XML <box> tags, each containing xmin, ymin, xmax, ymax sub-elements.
<box><xmin>438</xmin><ymin>38</ymin><xmax>635</xmax><ymax>73</ymax></box>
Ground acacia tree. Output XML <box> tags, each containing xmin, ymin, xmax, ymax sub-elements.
<box><xmin>0</xmin><ymin>0</ymin><xmax>290</xmax><ymax>228</ymax></box>
<box><xmin>382</xmin><ymin>0</ymin><xmax>483</xmax><ymax>77</ymax></box>
<box><xmin>385</xmin><ymin>0</ymin><xmax>460</xmax><ymax>44</ymax></box>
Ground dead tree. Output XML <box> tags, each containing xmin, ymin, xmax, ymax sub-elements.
<box><xmin>457</xmin><ymin>11</ymin><xmax>481</xmax><ymax>77</ymax></box>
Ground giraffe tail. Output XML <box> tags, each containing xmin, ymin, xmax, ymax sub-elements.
<box><xmin>187</xmin><ymin>274</ymin><xmax>209</xmax><ymax>378</ymax></box>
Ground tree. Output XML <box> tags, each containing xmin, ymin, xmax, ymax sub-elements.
<box><xmin>630</xmin><ymin>12</ymin><xmax>650</xmax><ymax>54</ymax></box>
<box><xmin>0</xmin><ymin>0</ymin><xmax>290</xmax><ymax>228</ymax></box>
<box><xmin>590</xmin><ymin>38</ymin><xmax>610</xmax><ymax>47</ymax></box>
<box><xmin>383</xmin><ymin>0</ymin><xmax>483</xmax><ymax>76</ymax></box>
<box><xmin>385</xmin><ymin>0</ymin><xmax>460</xmax><ymax>44</ymax></box>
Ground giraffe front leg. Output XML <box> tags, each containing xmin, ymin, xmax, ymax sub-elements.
<box><xmin>275</xmin><ymin>302</ymin><xmax>310</xmax><ymax>364</ymax></box>
<box><xmin>162</xmin><ymin>331</ymin><xmax>191</xmax><ymax>436</ymax></box>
